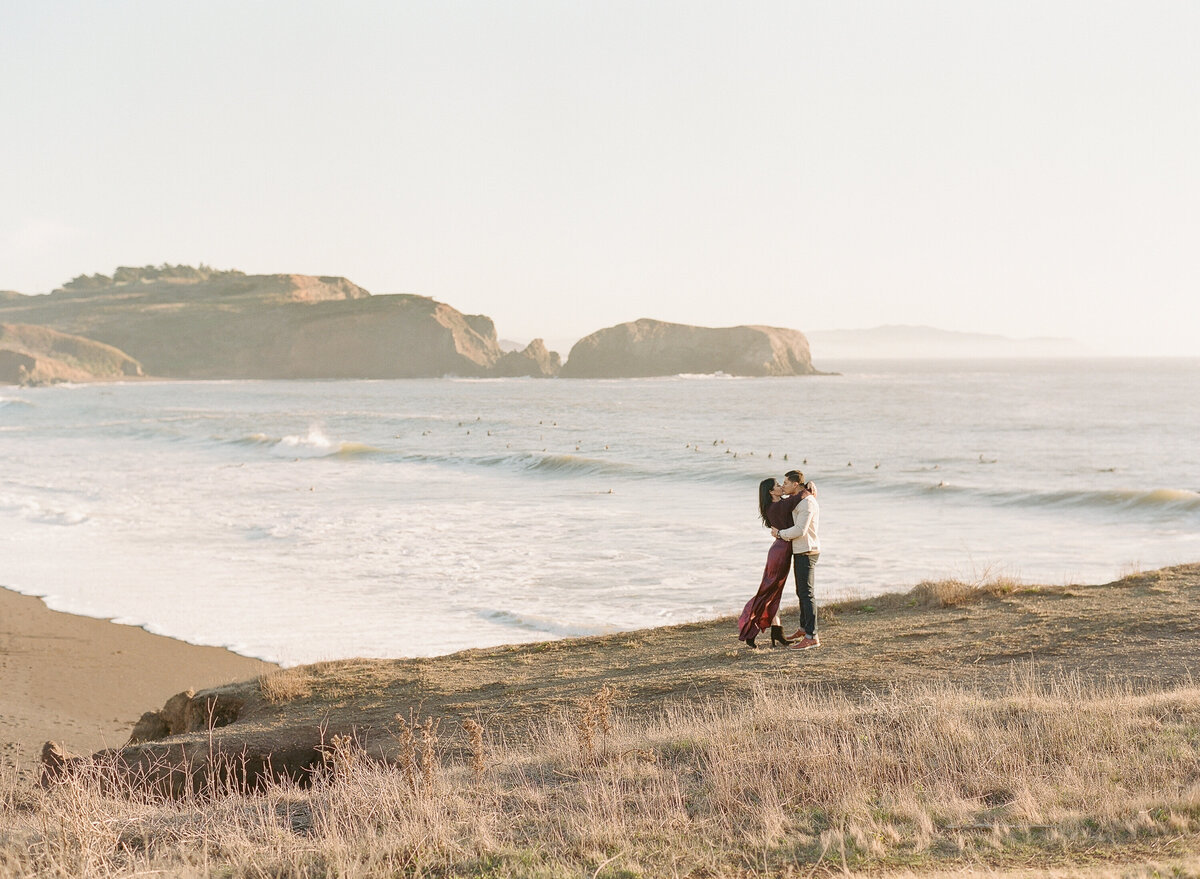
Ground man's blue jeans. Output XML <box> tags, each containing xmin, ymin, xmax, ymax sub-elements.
<box><xmin>792</xmin><ymin>551</ymin><xmax>819</xmax><ymax>638</ymax></box>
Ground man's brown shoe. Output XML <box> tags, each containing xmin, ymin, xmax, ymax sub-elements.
<box><xmin>791</xmin><ymin>636</ymin><xmax>820</xmax><ymax>650</ymax></box>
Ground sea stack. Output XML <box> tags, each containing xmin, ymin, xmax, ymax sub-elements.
<box><xmin>560</xmin><ymin>318</ymin><xmax>819</xmax><ymax>378</ymax></box>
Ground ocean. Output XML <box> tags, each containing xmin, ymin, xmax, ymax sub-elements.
<box><xmin>2</xmin><ymin>358</ymin><xmax>1198</xmax><ymax>666</ymax></box>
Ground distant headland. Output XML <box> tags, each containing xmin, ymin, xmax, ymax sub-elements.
<box><xmin>806</xmin><ymin>324</ymin><xmax>1090</xmax><ymax>359</ymax></box>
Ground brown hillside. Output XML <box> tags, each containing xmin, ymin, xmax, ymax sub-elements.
<box><xmin>0</xmin><ymin>269</ymin><xmax>506</xmax><ymax>378</ymax></box>
<box><xmin>0</xmin><ymin>323</ymin><xmax>143</xmax><ymax>385</ymax></box>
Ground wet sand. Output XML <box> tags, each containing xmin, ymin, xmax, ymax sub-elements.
<box><xmin>0</xmin><ymin>586</ymin><xmax>274</xmax><ymax>769</ymax></box>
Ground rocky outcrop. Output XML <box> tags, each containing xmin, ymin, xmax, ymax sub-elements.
<box><xmin>0</xmin><ymin>323</ymin><xmax>143</xmax><ymax>385</ymax></box>
<box><xmin>40</xmin><ymin>682</ymin><xmax>342</xmax><ymax>796</ymax></box>
<box><xmin>492</xmin><ymin>339</ymin><xmax>562</xmax><ymax>377</ymax></box>
<box><xmin>560</xmin><ymin>318</ymin><xmax>818</xmax><ymax>378</ymax></box>
<box><xmin>127</xmin><ymin>688</ymin><xmax>246</xmax><ymax>745</ymax></box>
<box><xmin>0</xmin><ymin>269</ymin><xmax>509</xmax><ymax>379</ymax></box>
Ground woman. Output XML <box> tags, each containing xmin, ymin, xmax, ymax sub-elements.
<box><xmin>737</xmin><ymin>477</ymin><xmax>806</xmax><ymax>648</ymax></box>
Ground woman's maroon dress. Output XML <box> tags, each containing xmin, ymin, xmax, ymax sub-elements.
<box><xmin>737</xmin><ymin>494</ymin><xmax>803</xmax><ymax>642</ymax></box>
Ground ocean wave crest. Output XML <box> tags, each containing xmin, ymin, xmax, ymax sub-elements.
<box><xmin>398</xmin><ymin>450</ymin><xmax>648</xmax><ymax>481</ymax></box>
<box><xmin>510</xmin><ymin>452</ymin><xmax>639</xmax><ymax>478</ymax></box>
<box><xmin>1035</xmin><ymin>487</ymin><xmax>1200</xmax><ymax>515</ymax></box>
<box><xmin>872</xmin><ymin>480</ymin><xmax>1200</xmax><ymax>520</ymax></box>
<box><xmin>235</xmin><ymin>427</ymin><xmax>383</xmax><ymax>459</ymax></box>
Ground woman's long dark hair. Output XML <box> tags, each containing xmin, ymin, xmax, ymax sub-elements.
<box><xmin>758</xmin><ymin>478</ymin><xmax>776</xmax><ymax>527</ymax></box>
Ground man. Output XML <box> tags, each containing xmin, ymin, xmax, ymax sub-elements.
<box><xmin>770</xmin><ymin>469</ymin><xmax>821</xmax><ymax>649</ymax></box>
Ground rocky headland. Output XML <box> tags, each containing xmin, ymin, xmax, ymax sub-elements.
<box><xmin>0</xmin><ymin>266</ymin><xmax>560</xmax><ymax>380</ymax></box>
<box><xmin>559</xmin><ymin>318</ymin><xmax>819</xmax><ymax>377</ymax></box>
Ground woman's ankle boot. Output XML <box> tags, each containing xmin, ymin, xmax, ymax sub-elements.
<box><xmin>770</xmin><ymin>625</ymin><xmax>792</xmax><ymax>647</ymax></box>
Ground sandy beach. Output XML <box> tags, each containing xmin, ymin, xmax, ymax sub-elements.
<box><xmin>0</xmin><ymin>586</ymin><xmax>274</xmax><ymax>770</ymax></box>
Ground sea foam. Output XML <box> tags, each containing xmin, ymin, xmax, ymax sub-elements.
<box><xmin>0</xmin><ymin>492</ymin><xmax>89</xmax><ymax>526</ymax></box>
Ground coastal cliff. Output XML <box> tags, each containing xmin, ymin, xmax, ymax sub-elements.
<box><xmin>0</xmin><ymin>323</ymin><xmax>143</xmax><ymax>385</ymax></box>
<box><xmin>0</xmin><ymin>266</ymin><xmax>516</xmax><ymax>379</ymax></box>
<box><xmin>560</xmin><ymin>318</ymin><xmax>818</xmax><ymax>377</ymax></box>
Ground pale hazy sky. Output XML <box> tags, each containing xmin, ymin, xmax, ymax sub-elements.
<box><xmin>2</xmin><ymin>1</ymin><xmax>1197</xmax><ymax>354</ymax></box>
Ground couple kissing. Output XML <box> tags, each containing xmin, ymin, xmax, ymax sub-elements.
<box><xmin>737</xmin><ymin>469</ymin><xmax>822</xmax><ymax>650</ymax></box>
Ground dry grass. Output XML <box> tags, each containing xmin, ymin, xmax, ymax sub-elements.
<box><xmin>826</xmin><ymin>572</ymin><xmax>1027</xmax><ymax>620</ymax></box>
<box><xmin>259</xmin><ymin>659</ymin><xmax>398</xmax><ymax>705</ymax></box>
<box><xmin>257</xmin><ymin>666</ymin><xmax>315</xmax><ymax>704</ymax></box>
<box><xmin>4</xmin><ymin>671</ymin><xmax>1200</xmax><ymax>878</ymax></box>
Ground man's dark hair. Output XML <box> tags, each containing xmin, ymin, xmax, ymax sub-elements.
<box><xmin>784</xmin><ymin>470</ymin><xmax>804</xmax><ymax>485</ymax></box>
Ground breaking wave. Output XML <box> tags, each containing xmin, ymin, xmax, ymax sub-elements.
<box><xmin>1029</xmin><ymin>486</ymin><xmax>1200</xmax><ymax>515</ymax></box>
<box><xmin>395</xmin><ymin>450</ymin><xmax>651</xmax><ymax>480</ymax></box>
<box><xmin>497</xmin><ymin>452</ymin><xmax>641</xmax><ymax>478</ymax></box>
<box><xmin>883</xmin><ymin>481</ymin><xmax>1200</xmax><ymax>520</ymax></box>
<box><xmin>234</xmin><ymin>427</ymin><xmax>383</xmax><ymax>459</ymax></box>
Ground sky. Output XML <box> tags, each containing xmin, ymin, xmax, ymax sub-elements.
<box><xmin>2</xmin><ymin>1</ymin><xmax>1197</xmax><ymax>355</ymax></box>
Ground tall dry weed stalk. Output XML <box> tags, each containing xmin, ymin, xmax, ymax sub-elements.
<box><xmin>462</xmin><ymin>719</ymin><xmax>486</xmax><ymax>781</ymax></box>
<box><xmin>420</xmin><ymin>718</ymin><xmax>440</xmax><ymax>794</ymax></box>
<box><xmin>575</xmin><ymin>684</ymin><xmax>617</xmax><ymax>764</ymax></box>
<box><xmin>322</xmin><ymin>733</ymin><xmax>361</xmax><ymax>780</ymax></box>
<box><xmin>393</xmin><ymin>713</ymin><xmax>417</xmax><ymax>792</ymax></box>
